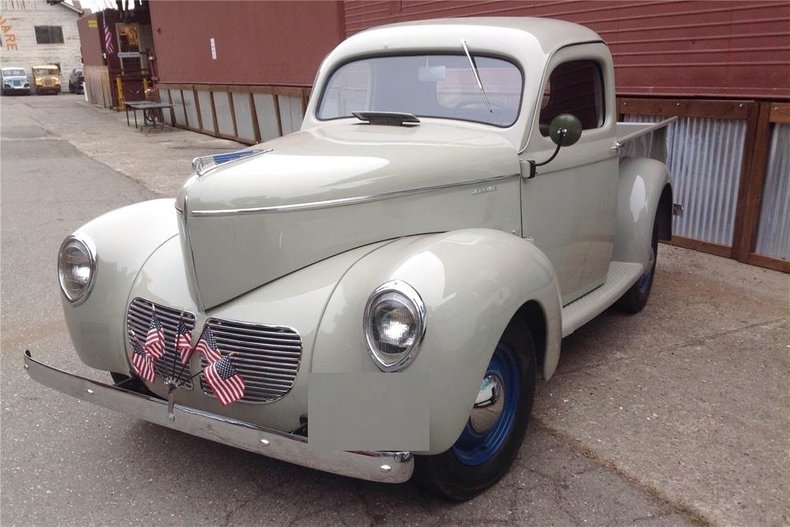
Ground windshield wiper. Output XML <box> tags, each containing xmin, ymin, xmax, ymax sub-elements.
<box><xmin>461</xmin><ymin>40</ymin><xmax>493</xmax><ymax>114</ymax></box>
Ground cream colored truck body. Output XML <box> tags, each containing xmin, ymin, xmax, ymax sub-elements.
<box><xmin>26</xmin><ymin>18</ymin><xmax>673</xmax><ymax>484</ymax></box>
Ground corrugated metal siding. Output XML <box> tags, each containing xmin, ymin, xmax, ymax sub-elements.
<box><xmin>625</xmin><ymin>115</ymin><xmax>745</xmax><ymax>247</ymax></box>
<box><xmin>755</xmin><ymin>124</ymin><xmax>790</xmax><ymax>259</ymax></box>
<box><xmin>343</xmin><ymin>1</ymin><xmax>790</xmax><ymax>99</ymax></box>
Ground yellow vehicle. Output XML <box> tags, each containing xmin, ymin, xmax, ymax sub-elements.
<box><xmin>32</xmin><ymin>64</ymin><xmax>61</xmax><ymax>95</ymax></box>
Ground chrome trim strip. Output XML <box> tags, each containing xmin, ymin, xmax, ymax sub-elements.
<box><xmin>190</xmin><ymin>173</ymin><xmax>520</xmax><ymax>217</ymax></box>
<box><xmin>180</xmin><ymin>193</ymin><xmax>205</xmax><ymax>312</ymax></box>
<box><xmin>23</xmin><ymin>350</ymin><xmax>414</xmax><ymax>484</ymax></box>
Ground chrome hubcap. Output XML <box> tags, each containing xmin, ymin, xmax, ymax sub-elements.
<box><xmin>470</xmin><ymin>373</ymin><xmax>505</xmax><ymax>434</ymax></box>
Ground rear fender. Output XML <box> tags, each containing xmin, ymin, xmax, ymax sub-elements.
<box><xmin>312</xmin><ymin>229</ymin><xmax>562</xmax><ymax>453</ymax></box>
<box><xmin>613</xmin><ymin>157</ymin><xmax>672</xmax><ymax>266</ymax></box>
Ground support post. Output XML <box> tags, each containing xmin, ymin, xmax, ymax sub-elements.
<box><xmin>115</xmin><ymin>77</ymin><xmax>124</xmax><ymax>111</ymax></box>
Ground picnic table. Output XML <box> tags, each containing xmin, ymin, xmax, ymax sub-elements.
<box><xmin>124</xmin><ymin>101</ymin><xmax>174</xmax><ymax>129</ymax></box>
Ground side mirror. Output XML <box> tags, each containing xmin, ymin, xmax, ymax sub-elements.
<box><xmin>524</xmin><ymin>113</ymin><xmax>583</xmax><ymax>179</ymax></box>
<box><xmin>548</xmin><ymin>113</ymin><xmax>582</xmax><ymax>147</ymax></box>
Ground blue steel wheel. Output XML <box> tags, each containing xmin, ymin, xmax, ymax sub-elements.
<box><xmin>452</xmin><ymin>343</ymin><xmax>521</xmax><ymax>466</ymax></box>
<box><xmin>415</xmin><ymin>320</ymin><xmax>536</xmax><ymax>501</ymax></box>
<box><xmin>617</xmin><ymin>215</ymin><xmax>659</xmax><ymax>314</ymax></box>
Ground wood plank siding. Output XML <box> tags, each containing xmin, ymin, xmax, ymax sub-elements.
<box><xmin>343</xmin><ymin>1</ymin><xmax>790</xmax><ymax>100</ymax></box>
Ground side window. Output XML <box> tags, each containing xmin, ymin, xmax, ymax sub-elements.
<box><xmin>539</xmin><ymin>60</ymin><xmax>604</xmax><ymax>136</ymax></box>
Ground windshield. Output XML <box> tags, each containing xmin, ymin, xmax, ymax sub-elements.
<box><xmin>3</xmin><ymin>69</ymin><xmax>25</xmax><ymax>77</ymax></box>
<box><xmin>317</xmin><ymin>54</ymin><xmax>523</xmax><ymax>127</ymax></box>
<box><xmin>34</xmin><ymin>68</ymin><xmax>57</xmax><ymax>76</ymax></box>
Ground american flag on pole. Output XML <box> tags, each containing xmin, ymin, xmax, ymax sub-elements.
<box><xmin>175</xmin><ymin>319</ymin><xmax>193</xmax><ymax>364</ymax></box>
<box><xmin>203</xmin><ymin>355</ymin><xmax>245</xmax><ymax>405</ymax></box>
<box><xmin>145</xmin><ymin>312</ymin><xmax>165</xmax><ymax>361</ymax></box>
<box><xmin>194</xmin><ymin>326</ymin><xmax>222</xmax><ymax>364</ymax></box>
<box><xmin>131</xmin><ymin>334</ymin><xmax>156</xmax><ymax>383</ymax></box>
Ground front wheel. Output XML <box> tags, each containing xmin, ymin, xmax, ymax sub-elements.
<box><xmin>415</xmin><ymin>321</ymin><xmax>536</xmax><ymax>501</ymax></box>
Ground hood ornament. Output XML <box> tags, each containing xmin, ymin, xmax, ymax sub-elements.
<box><xmin>192</xmin><ymin>148</ymin><xmax>272</xmax><ymax>177</ymax></box>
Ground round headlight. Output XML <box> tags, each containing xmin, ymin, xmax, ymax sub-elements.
<box><xmin>58</xmin><ymin>234</ymin><xmax>97</xmax><ymax>304</ymax></box>
<box><xmin>363</xmin><ymin>280</ymin><xmax>426</xmax><ymax>372</ymax></box>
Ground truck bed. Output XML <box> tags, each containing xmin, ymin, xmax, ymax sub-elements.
<box><xmin>617</xmin><ymin>117</ymin><xmax>677</xmax><ymax>163</ymax></box>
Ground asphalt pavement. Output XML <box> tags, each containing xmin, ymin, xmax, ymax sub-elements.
<box><xmin>1</xmin><ymin>94</ymin><xmax>787</xmax><ymax>526</ymax></box>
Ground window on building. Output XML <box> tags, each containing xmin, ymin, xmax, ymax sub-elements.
<box><xmin>34</xmin><ymin>26</ymin><xmax>64</xmax><ymax>44</ymax></box>
<box><xmin>539</xmin><ymin>60</ymin><xmax>604</xmax><ymax>136</ymax></box>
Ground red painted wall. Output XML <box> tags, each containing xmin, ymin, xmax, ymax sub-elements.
<box><xmin>78</xmin><ymin>14</ymin><xmax>104</xmax><ymax>67</ymax></box>
<box><xmin>149</xmin><ymin>0</ymin><xmax>344</xmax><ymax>86</ymax></box>
<box><xmin>343</xmin><ymin>0</ymin><xmax>790</xmax><ymax>100</ymax></box>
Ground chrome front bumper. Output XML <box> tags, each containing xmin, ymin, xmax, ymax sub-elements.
<box><xmin>23</xmin><ymin>351</ymin><xmax>413</xmax><ymax>483</ymax></box>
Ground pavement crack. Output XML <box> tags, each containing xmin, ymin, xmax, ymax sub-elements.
<box><xmin>669</xmin><ymin>316</ymin><xmax>787</xmax><ymax>350</ymax></box>
<box><xmin>551</xmin><ymin>316</ymin><xmax>787</xmax><ymax>377</ymax></box>
<box><xmin>532</xmin><ymin>418</ymin><xmax>709</xmax><ymax>526</ymax></box>
<box><xmin>220</xmin><ymin>489</ymin><xmax>264</xmax><ymax>527</ymax></box>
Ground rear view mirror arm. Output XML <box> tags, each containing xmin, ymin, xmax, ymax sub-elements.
<box><xmin>525</xmin><ymin>129</ymin><xmax>566</xmax><ymax>179</ymax></box>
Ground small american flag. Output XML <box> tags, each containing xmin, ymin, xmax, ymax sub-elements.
<box><xmin>176</xmin><ymin>319</ymin><xmax>193</xmax><ymax>364</ymax></box>
<box><xmin>131</xmin><ymin>335</ymin><xmax>156</xmax><ymax>383</ymax></box>
<box><xmin>145</xmin><ymin>313</ymin><xmax>165</xmax><ymax>361</ymax></box>
<box><xmin>194</xmin><ymin>327</ymin><xmax>222</xmax><ymax>364</ymax></box>
<box><xmin>203</xmin><ymin>355</ymin><xmax>245</xmax><ymax>405</ymax></box>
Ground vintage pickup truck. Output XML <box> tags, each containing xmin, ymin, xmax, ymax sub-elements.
<box><xmin>26</xmin><ymin>17</ymin><xmax>674</xmax><ymax>500</ymax></box>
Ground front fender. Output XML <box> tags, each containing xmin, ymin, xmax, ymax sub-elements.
<box><xmin>613</xmin><ymin>157</ymin><xmax>672</xmax><ymax>266</ymax></box>
<box><xmin>312</xmin><ymin>229</ymin><xmax>561</xmax><ymax>454</ymax></box>
<box><xmin>62</xmin><ymin>199</ymin><xmax>179</xmax><ymax>373</ymax></box>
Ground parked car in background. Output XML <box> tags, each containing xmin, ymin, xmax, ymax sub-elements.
<box><xmin>1</xmin><ymin>67</ymin><xmax>30</xmax><ymax>95</ymax></box>
<box><xmin>32</xmin><ymin>64</ymin><xmax>61</xmax><ymax>95</ymax></box>
<box><xmin>68</xmin><ymin>67</ymin><xmax>83</xmax><ymax>94</ymax></box>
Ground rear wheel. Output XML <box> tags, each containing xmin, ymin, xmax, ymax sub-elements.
<box><xmin>616</xmin><ymin>216</ymin><xmax>659</xmax><ymax>314</ymax></box>
<box><xmin>415</xmin><ymin>321</ymin><xmax>536</xmax><ymax>501</ymax></box>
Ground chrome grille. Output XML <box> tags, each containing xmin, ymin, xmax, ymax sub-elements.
<box><xmin>127</xmin><ymin>298</ymin><xmax>196</xmax><ymax>389</ymax></box>
<box><xmin>200</xmin><ymin>317</ymin><xmax>302</xmax><ymax>403</ymax></box>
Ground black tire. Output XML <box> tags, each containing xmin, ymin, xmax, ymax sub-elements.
<box><xmin>415</xmin><ymin>320</ymin><xmax>536</xmax><ymax>501</ymax></box>
<box><xmin>616</xmin><ymin>216</ymin><xmax>659</xmax><ymax>314</ymax></box>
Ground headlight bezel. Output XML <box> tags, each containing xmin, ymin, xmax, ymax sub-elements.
<box><xmin>363</xmin><ymin>279</ymin><xmax>427</xmax><ymax>372</ymax></box>
<box><xmin>57</xmin><ymin>233</ymin><xmax>97</xmax><ymax>305</ymax></box>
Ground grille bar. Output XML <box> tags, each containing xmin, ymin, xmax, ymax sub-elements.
<box><xmin>127</xmin><ymin>298</ymin><xmax>196</xmax><ymax>389</ymax></box>
<box><xmin>200</xmin><ymin>317</ymin><xmax>302</xmax><ymax>403</ymax></box>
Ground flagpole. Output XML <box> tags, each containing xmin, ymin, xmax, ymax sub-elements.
<box><xmin>166</xmin><ymin>310</ymin><xmax>183</xmax><ymax>381</ymax></box>
<box><xmin>172</xmin><ymin>322</ymin><xmax>205</xmax><ymax>385</ymax></box>
<box><xmin>177</xmin><ymin>352</ymin><xmax>236</xmax><ymax>388</ymax></box>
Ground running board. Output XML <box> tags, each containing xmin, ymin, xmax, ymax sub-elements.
<box><xmin>561</xmin><ymin>262</ymin><xmax>644</xmax><ymax>337</ymax></box>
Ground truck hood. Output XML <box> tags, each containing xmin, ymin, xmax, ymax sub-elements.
<box><xmin>178</xmin><ymin>122</ymin><xmax>521</xmax><ymax>309</ymax></box>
